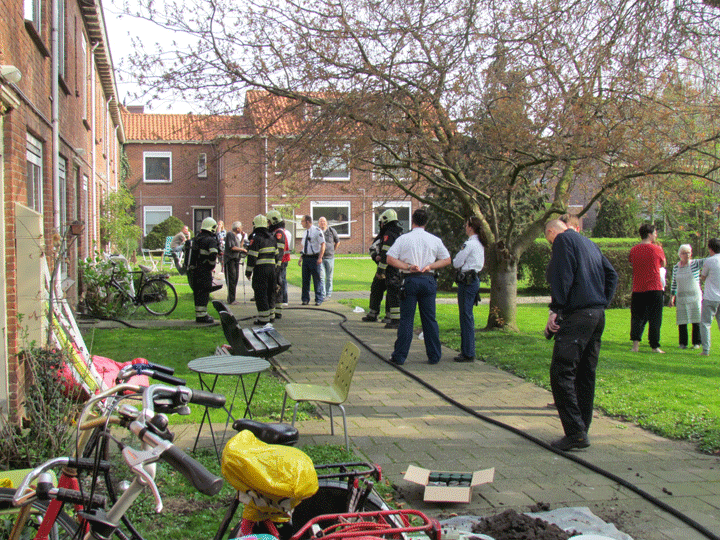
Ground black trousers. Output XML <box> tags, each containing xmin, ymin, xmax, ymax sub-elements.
<box><xmin>252</xmin><ymin>265</ymin><xmax>276</xmax><ymax>322</ymax></box>
<box><xmin>225</xmin><ymin>258</ymin><xmax>239</xmax><ymax>303</ymax></box>
<box><xmin>550</xmin><ymin>308</ymin><xmax>605</xmax><ymax>437</ymax></box>
<box><xmin>630</xmin><ymin>290</ymin><xmax>664</xmax><ymax>349</ymax></box>
<box><xmin>367</xmin><ymin>274</ymin><xmax>387</xmax><ymax>317</ymax></box>
<box><xmin>679</xmin><ymin>323</ymin><xmax>701</xmax><ymax>347</ymax></box>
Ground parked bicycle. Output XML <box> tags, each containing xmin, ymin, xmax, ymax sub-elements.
<box><xmin>105</xmin><ymin>259</ymin><xmax>178</xmax><ymax>317</ymax></box>
<box><xmin>9</xmin><ymin>384</ymin><xmax>416</xmax><ymax>540</ymax></box>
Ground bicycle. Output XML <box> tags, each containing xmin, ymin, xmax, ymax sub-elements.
<box><xmin>10</xmin><ymin>384</ymin><xmax>426</xmax><ymax>540</ymax></box>
<box><xmin>1</xmin><ymin>362</ymin><xmax>187</xmax><ymax>540</ymax></box>
<box><xmin>105</xmin><ymin>259</ymin><xmax>178</xmax><ymax>317</ymax></box>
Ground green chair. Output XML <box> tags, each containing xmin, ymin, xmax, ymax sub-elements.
<box><xmin>280</xmin><ymin>342</ymin><xmax>360</xmax><ymax>450</ymax></box>
<box><xmin>160</xmin><ymin>236</ymin><xmax>174</xmax><ymax>267</ymax></box>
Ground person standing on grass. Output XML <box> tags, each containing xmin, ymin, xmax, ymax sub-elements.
<box><xmin>544</xmin><ymin>219</ymin><xmax>618</xmax><ymax>451</ymax></box>
<box><xmin>629</xmin><ymin>223</ymin><xmax>667</xmax><ymax>353</ymax></box>
<box><xmin>670</xmin><ymin>244</ymin><xmax>704</xmax><ymax>350</ymax></box>
<box><xmin>318</xmin><ymin>216</ymin><xmax>340</xmax><ymax>300</ymax></box>
<box><xmin>224</xmin><ymin>221</ymin><xmax>245</xmax><ymax>305</ymax></box>
<box><xmin>700</xmin><ymin>238</ymin><xmax>720</xmax><ymax>356</ymax></box>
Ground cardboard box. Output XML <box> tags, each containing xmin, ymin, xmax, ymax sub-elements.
<box><xmin>404</xmin><ymin>464</ymin><xmax>495</xmax><ymax>503</ymax></box>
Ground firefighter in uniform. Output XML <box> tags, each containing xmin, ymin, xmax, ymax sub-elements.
<box><xmin>188</xmin><ymin>217</ymin><xmax>220</xmax><ymax>324</ymax></box>
<box><xmin>246</xmin><ymin>214</ymin><xmax>280</xmax><ymax>325</ymax></box>
<box><xmin>267</xmin><ymin>210</ymin><xmax>288</xmax><ymax>319</ymax></box>
<box><xmin>361</xmin><ymin>209</ymin><xmax>403</xmax><ymax>328</ymax></box>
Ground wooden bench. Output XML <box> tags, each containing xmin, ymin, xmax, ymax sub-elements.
<box><xmin>212</xmin><ymin>300</ymin><xmax>291</xmax><ymax>359</ymax></box>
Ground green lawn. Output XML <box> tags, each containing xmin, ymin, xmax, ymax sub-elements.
<box><xmin>127</xmin><ymin>259</ymin><xmax>720</xmax><ymax>453</ymax></box>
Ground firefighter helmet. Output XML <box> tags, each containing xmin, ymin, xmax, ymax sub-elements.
<box><xmin>266</xmin><ymin>210</ymin><xmax>283</xmax><ymax>226</ymax></box>
<box><xmin>253</xmin><ymin>214</ymin><xmax>268</xmax><ymax>229</ymax></box>
<box><xmin>378</xmin><ymin>209</ymin><xmax>398</xmax><ymax>227</ymax></box>
<box><xmin>201</xmin><ymin>217</ymin><xmax>217</xmax><ymax>233</ymax></box>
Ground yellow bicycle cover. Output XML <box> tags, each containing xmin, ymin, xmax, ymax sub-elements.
<box><xmin>221</xmin><ymin>430</ymin><xmax>319</xmax><ymax>522</ymax></box>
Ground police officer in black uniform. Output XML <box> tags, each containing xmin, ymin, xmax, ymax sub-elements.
<box><xmin>246</xmin><ymin>214</ymin><xmax>280</xmax><ymax>325</ymax></box>
<box><xmin>267</xmin><ymin>210</ymin><xmax>287</xmax><ymax>319</ymax></box>
<box><xmin>187</xmin><ymin>217</ymin><xmax>220</xmax><ymax>324</ymax></box>
<box><xmin>361</xmin><ymin>209</ymin><xmax>403</xmax><ymax>328</ymax></box>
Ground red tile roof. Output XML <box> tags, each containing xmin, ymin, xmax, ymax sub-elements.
<box><xmin>121</xmin><ymin>109</ymin><xmax>252</xmax><ymax>142</ymax></box>
<box><xmin>244</xmin><ymin>90</ymin><xmax>341</xmax><ymax>136</ymax></box>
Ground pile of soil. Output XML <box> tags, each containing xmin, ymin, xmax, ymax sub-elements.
<box><xmin>471</xmin><ymin>509</ymin><xmax>578</xmax><ymax>540</ymax></box>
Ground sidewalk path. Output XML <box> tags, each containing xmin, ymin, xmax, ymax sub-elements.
<box><xmin>189</xmin><ymin>283</ymin><xmax>720</xmax><ymax>540</ymax></box>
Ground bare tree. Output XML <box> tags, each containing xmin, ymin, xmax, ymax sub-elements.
<box><xmin>122</xmin><ymin>0</ymin><xmax>720</xmax><ymax>329</ymax></box>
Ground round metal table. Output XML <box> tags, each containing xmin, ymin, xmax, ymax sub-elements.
<box><xmin>188</xmin><ymin>355</ymin><xmax>271</xmax><ymax>459</ymax></box>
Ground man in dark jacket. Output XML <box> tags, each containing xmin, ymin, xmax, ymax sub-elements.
<box><xmin>362</xmin><ymin>209</ymin><xmax>403</xmax><ymax>328</ymax></box>
<box><xmin>246</xmin><ymin>214</ymin><xmax>280</xmax><ymax>325</ymax></box>
<box><xmin>224</xmin><ymin>221</ymin><xmax>245</xmax><ymax>304</ymax></box>
<box><xmin>544</xmin><ymin>219</ymin><xmax>618</xmax><ymax>451</ymax></box>
<box><xmin>188</xmin><ymin>217</ymin><xmax>220</xmax><ymax>324</ymax></box>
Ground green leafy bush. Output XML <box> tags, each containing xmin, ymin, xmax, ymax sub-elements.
<box><xmin>0</xmin><ymin>348</ymin><xmax>83</xmax><ymax>469</ymax></box>
<box><xmin>144</xmin><ymin>216</ymin><xmax>187</xmax><ymax>250</ymax></box>
<box><xmin>79</xmin><ymin>255</ymin><xmax>137</xmax><ymax>318</ymax></box>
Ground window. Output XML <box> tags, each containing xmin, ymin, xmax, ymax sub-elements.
<box><xmin>274</xmin><ymin>146</ymin><xmax>285</xmax><ymax>175</ymax></box>
<box><xmin>58</xmin><ymin>0</ymin><xmax>66</xmax><ymax>79</ymax></box>
<box><xmin>373</xmin><ymin>148</ymin><xmax>413</xmax><ymax>182</ymax></box>
<box><xmin>372</xmin><ymin>201</ymin><xmax>412</xmax><ymax>236</ymax></box>
<box><xmin>311</xmin><ymin>149</ymin><xmax>350</xmax><ymax>181</ymax></box>
<box><xmin>24</xmin><ymin>0</ymin><xmax>41</xmax><ymax>31</ymax></box>
<box><xmin>143</xmin><ymin>206</ymin><xmax>172</xmax><ymax>235</ymax></box>
<box><xmin>311</xmin><ymin>202</ymin><xmax>351</xmax><ymax>237</ymax></box>
<box><xmin>26</xmin><ymin>133</ymin><xmax>43</xmax><ymax>212</ymax></box>
<box><xmin>59</xmin><ymin>157</ymin><xmax>67</xmax><ymax>231</ymax></box>
<box><xmin>81</xmin><ymin>34</ymin><xmax>88</xmax><ymax>122</ymax></box>
<box><xmin>143</xmin><ymin>152</ymin><xmax>172</xmax><ymax>183</ymax></box>
<box><xmin>198</xmin><ymin>153</ymin><xmax>207</xmax><ymax>178</ymax></box>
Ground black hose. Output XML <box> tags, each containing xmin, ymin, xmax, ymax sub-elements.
<box><xmin>288</xmin><ymin>305</ymin><xmax>720</xmax><ymax>540</ymax></box>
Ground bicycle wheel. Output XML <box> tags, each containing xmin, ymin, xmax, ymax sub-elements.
<box><xmin>289</xmin><ymin>479</ymin><xmax>389</xmax><ymax>537</ymax></box>
<box><xmin>139</xmin><ymin>279</ymin><xmax>177</xmax><ymax>316</ymax></box>
<box><xmin>0</xmin><ymin>487</ymin><xmax>80</xmax><ymax>540</ymax></box>
<box><xmin>80</xmin><ymin>426</ymin><xmax>148</xmax><ymax>540</ymax></box>
<box><xmin>105</xmin><ymin>282</ymin><xmax>136</xmax><ymax>318</ymax></box>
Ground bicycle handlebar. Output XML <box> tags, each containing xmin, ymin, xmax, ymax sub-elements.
<box><xmin>160</xmin><ymin>443</ymin><xmax>224</xmax><ymax>496</ymax></box>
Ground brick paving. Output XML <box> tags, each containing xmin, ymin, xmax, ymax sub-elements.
<box><xmin>178</xmin><ymin>284</ymin><xmax>720</xmax><ymax>540</ymax></box>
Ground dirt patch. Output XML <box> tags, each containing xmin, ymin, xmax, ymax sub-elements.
<box><xmin>471</xmin><ymin>509</ymin><xmax>578</xmax><ymax>540</ymax></box>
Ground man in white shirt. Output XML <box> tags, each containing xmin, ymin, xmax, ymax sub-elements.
<box><xmin>386</xmin><ymin>208</ymin><xmax>451</xmax><ymax>365</ymax></box>
<box><xmin>700</xmin><ymin>238</ymin><xmax>720</xmax><ymax>355</ymax></box>
<box><xmin>298</xmin><ymin>215</ymin><xmax>326</xmax><ymax>306</ymax></box>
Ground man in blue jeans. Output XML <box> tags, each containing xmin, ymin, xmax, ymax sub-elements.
<box><xmin>298</xmin><ymin>215</ymin><xmax>325</xmax><ymax>306</ymax></box>
<box><xmin>386</xmin><ymin>208</ymin><xmax>451</xmax><ymax>365</ymax></box>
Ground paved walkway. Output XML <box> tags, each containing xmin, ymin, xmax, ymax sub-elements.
<box><xmin>173</xmin><ymin>283</ymin><xmax>720</xmax><ymax>540</ymax></box>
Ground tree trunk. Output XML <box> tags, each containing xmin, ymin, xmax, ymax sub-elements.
<box><xmin>485</xmin><ymin>243</ymin><xmax>519</xmax><ymax>331</ymax></box>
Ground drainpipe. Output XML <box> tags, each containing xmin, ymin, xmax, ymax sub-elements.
<box><xmin>358</xmin><ymin>188</ymin><xmax>365</xmax><ymax>250</ymax></box>
<box><xmin>91</xmin><ymin>42</ymin><xmax>99</xmax><ymax>251</ymax></box>
<box><xmin>51</xmin><ymin>0</ymin><xmax>60</xmax><ymax>233</ymax></box>
<box><xmin>263</xmin><ymin>137</ymin><xmax>268</xmax><ymax>214</ymax></box>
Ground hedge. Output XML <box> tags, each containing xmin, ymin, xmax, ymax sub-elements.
<box><xmin>519</xmin><ymin>236</ymin><xmax>686</xmax><ymax>308</ymax></box>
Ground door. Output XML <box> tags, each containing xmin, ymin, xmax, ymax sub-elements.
<box><xmin>193</xmin><ymin>208</ymin><xmax>212</xmax><ymax>236</ymax></box>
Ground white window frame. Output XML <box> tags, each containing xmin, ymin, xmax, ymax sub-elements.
<box><xmin>311</xmin><ymin>147</ymin><xmax>350</xmax><ymax>181</ymax></box>
<box><xmin>310</xmin><ymin>201</ymin><xmax>351</xmax><ymax>238</ymax></box>
<box><xmin>26</xmin><ymin>133</ymin><xmax>43</xmax><ymax>213</ymax></box>
<box><xmin>143</xmin><ymin>151</ymin><xmax>172</xmax><ymax>183</ymax></box>
<box><xmin>143</xmin><ymin>206</ymin><xmax>172</xmax><ymax>235</ymax></box>
<box><xmin>274</xmin><ymin>146</ymin><xmax>285</xmax><ymax>175</ymax></box>
<box><xmin>81</xmin><ymin>34</ymin><xmax>88</xmax><ymax>121</ymax></box>
<box><xmin>58</xmin><ymin>0</ymin><xmax>66</xmax><ymax>79</ymax></box>
<box><xmin>198</xmin><ymin>153</ymin><xmax>207</xmax><ymax>178</ymax></box>
<box><xmin>24</xmin><ymin>0</ymin><xmax>42</xmax><ymax>31</ymax></box>
<box><xmin>372</xmin><ymin>200</ymin><xmax>412</xmax><ymax>236</ymax></box>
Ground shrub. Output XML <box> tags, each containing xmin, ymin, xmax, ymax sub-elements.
<box><xmin>144</xmin><ymin>216</ymin><xmax>186</xmax><ymax>250</ymax></box>
<box><xmin>0</xmin><ymin>348</ymin><xmax>83</xmax><ymax>469</ymax></box>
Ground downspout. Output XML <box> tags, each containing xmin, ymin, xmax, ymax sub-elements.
<box><xmin>91</xmin><ymin>42</ymin><xmax>99</xmax><ymax>251</ymax></box>
<box><xmin>263</xmin><ymin>137</ymin><xmax>268</xmax><ymax>214</ymax></box>
<box><xmin>51</xmin><ymin>0</ymin><xmax>60</xmax><ymax>233</ymax></box>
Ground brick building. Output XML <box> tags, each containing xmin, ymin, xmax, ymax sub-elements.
<box><xmin>123</xmin><ymin>91</ymin><xmax>418</xmax><ymax>254</ymax></box>
<box><xmin>1</xmin><ymin>0</ymin><xmax>123</xmax><ymax>418</ymax></box>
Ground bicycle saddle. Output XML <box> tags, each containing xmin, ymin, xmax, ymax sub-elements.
<box><xmin>232</xmin><ymin>419</ymin><xmax>299</xmax><ymax>446</ymax></box>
